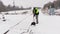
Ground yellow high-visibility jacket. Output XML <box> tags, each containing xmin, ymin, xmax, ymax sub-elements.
<box><xmin>33</xmin><ymin>8</ymin><xmax>39</xmax><ymax>15</ymax></box>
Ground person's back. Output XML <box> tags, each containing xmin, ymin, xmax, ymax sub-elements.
<box><xmin>33</xmin><ymin>7</ymin><xmax>39</xmax><ymax>16</ymax></box>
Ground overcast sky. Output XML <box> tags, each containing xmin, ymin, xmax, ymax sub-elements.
<box><xmin>1</xmin><ymin>0</ymin><xmax>54</xmax><ymax>8</ymax></box>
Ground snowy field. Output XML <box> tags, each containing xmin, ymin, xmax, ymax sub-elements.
<box><xmin>0</xmin><ymin>9</ymin><xmax>60</xmax><ymax>34</ymax></box>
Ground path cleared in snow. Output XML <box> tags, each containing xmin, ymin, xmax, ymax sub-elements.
<box><xmin>0</xmin><ymin>9</ymin><xmax>60</xmax><ymax>34</ymax></box>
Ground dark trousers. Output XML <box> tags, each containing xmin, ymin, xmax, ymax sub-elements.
<box><xmin>36</xmin><ymin>15</ymin><xmax>38</xmax><ymax>24</ymax></box>
<box><xmin>33</xmin><ymin>14</ymin><xmax>38</xmax><ymax>24</ymax></box>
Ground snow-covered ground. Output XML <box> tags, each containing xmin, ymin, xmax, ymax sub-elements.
<box><xmin>0</xmin><ymin>9</ymin><xmax>60</xmax><ymax>34</ymax></box>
